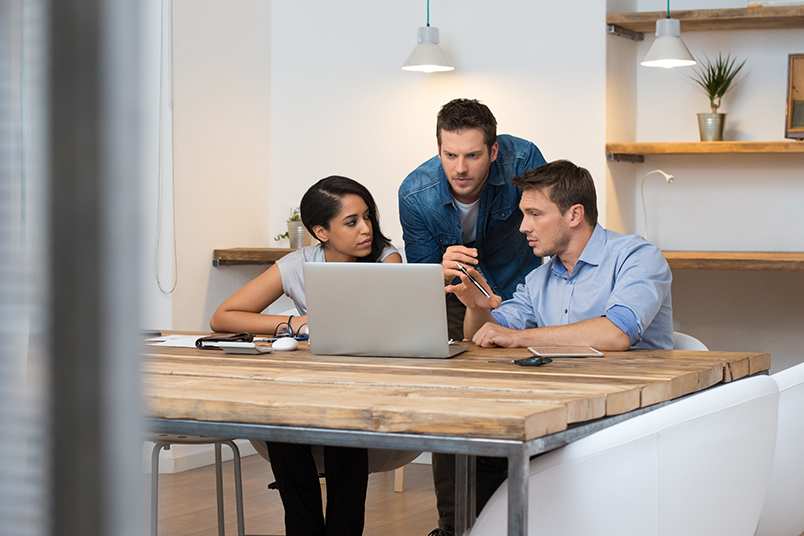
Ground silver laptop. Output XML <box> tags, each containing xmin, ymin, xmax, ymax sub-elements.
<box><xmin>303</xmin><ymin>262</ymin><xmax>468</xmax><ymax>358</ymax></box>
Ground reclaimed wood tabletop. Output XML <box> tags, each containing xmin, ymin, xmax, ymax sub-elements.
<box><xmin>143</xmin><ymin>336</ymin><xmax>770</xmax><ymax>443</ymax></box>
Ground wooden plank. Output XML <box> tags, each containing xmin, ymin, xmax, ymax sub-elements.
<box><xmin>607</xmin><ymin>6</ymin><xmax>804</xmax><ymax>33</ymax></box>
<box><xmin>143</xmin><ymin>344</ymin><xmax>767</xmax><ymax>441</ymax></box>
<box><xmin>663</xmin><ymin>251</ymin><xmax>804</xmax><ymax>271</ymax></box>
<box><xmin>143</xmin><ymin>359</ymin><xmax>638</xmax><ymax>424</ymax></box>
<box><xmin>606</xmin><ymin>141</ymin><xmax>804</xmax><ymax>155</ymax></box>
<box><xmin>144</xmin><ymin>376</ymin><xmax>569</xmax><ymax>441</ymax></box>
<box><xmin>212</xmin><ymin>247</ymin><xmax>295</xmax><ymax>266</ymax></box>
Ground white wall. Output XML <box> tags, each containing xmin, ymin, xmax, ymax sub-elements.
<box><xmin>139</xmin><ymin>0</ymin><xmax>803</xmax><ymax>372</ymax></box>
<box><xmin>609</xmin><ymin>0</ymin><xmax>804</xmax><ymax>372</ymax></box>
<box><xmin>268</xmin><ymin>0</ymin><xmax>609</xmax><ymax>248</ymax></box>
<box><xmin>170</xmin><ymin>0</ymin><xmax>272</xmax><ymax>331</ymax></box>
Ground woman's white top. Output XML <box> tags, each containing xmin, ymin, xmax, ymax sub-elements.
<box><xmin>276</xmin><ymin>243</ymin><xmax>399</xmax><ymax>315</ymax></box>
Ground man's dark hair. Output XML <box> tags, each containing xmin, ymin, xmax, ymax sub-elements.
<box><xmin>512</xmin><ymin>160</ymin><xmax>599</xmax><ymax>226</ymax></box>
<box><xmin>436</xmin><ymin>98</ymin><xmax>497</xmax><ymax>151</ymax></box>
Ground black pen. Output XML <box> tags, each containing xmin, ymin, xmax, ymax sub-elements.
<box><xmin>455</xmin><ymin>262</ymin><xmax>492</xmax><ymax>299</ymax></box>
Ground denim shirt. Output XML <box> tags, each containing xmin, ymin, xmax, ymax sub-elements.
<box><xmin>398</xmin><ymin>134</ymin><xmax>547</xmax><ymax>300</ymax></box>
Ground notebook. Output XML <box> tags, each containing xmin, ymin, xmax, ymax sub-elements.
<box><xmin>303</xmin><ymin>262</ymin><xmax>468</xmax><ymax>358</ymax></box>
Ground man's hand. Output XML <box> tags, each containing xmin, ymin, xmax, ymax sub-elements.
<box><xmin>445</xmin><ymin>264</ymin><xmax>502</xmax><ymax>310</ymax></box>
<box><xmin>441</xmin><ymin>245</ymin><xmax>479</xmax><ymax>283</ymax></box>
<box><xmin>473</xmin><ymin>322</ymin><xmax>519</xmax><ymax>347</ymax></box>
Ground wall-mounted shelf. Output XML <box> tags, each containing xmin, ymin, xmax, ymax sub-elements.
<box><xmin>212</xmin><ymin>247</ymin><xmax>295</xmax><ymax>266</ymax></box>
<box><xmin>212</xmin><ymin>248</ymin><xmax>804</xmax><ymax>272</ymax></box>
<box><xmin>607</xmin><ymin>141</ymin><xmax>804</xmax><ymax>161</ymax></box>
<box><xmin>607</xmin><ymin>6</ymin><xmax>804</xmax><ymax>33</ymax></box>
<box><xmin>664</xmin><ymin>251</ymin><xmax>804</xmax><ymax>271</ymax></box>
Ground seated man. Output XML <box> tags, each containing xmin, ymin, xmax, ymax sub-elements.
<box><xmin>450</xmin><ymin>158</ymin><xmax>673</xmax><ymax>350</ymax></box>
<box><xmin>444</xmin><ymin>159</ymin><xmax>674</xmax><ymax>521</ymax></box>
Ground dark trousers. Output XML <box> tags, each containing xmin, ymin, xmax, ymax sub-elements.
<box><xmin>446</xmin><ymin>293</ymin><xmax>467</xmax><ymax>342</ymax></box>
<box><xmin>431</xmin><ymin>452</ymin><xmax>508</xmax><ymax>528</ymax></box>
<box><xmin>266</xmin><ymin>442</ymin><xmax>369</xmax><ymax>536</ymax></box>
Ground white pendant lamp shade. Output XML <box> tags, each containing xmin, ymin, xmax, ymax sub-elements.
<box><xmin>640</xmin><ymin>18</ymin><xmax>696</xmax><ymax>68</ymax></box>
<box><xmin>402</xmin><ymin>26</ymin><xmax>454</xmax><ymax>73</ymax></box>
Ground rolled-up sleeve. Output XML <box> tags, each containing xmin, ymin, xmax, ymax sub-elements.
<box><xmin>604</xmin><ymin>242</ymin><xmax>672</xmax><ymax>345</ymax></box>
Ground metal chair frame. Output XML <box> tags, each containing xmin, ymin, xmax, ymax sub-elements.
<box><xmin>149</xmin><ymin>435</ymin><xmax>245</xmax><ymax>536</ymax></box>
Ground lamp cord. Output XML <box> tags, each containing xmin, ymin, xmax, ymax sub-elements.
<box><xmin>426</xmin><ymin>0</ymin><xmax>430</xmax><ymax>26</ymax></box>
<box><xmin>153</xmin><ymin>0</ymin><xmax>178</xmax><ymax>295</ymax></box>
<box><xmin>666</xmin><ymin>0</ymin><xmax>670</xmax><ymax>19</ymax></box>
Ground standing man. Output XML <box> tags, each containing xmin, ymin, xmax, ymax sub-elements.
<box><xmin>398</xmin><ymin>98</ymin><xmax>547</xmax><ymax>536</ymax></box>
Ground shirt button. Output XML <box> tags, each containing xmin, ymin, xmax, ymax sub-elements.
<box><xmin>564</xmin><ymin>309</ymin><xmax>568</xmax><ymax>314</ymax></box>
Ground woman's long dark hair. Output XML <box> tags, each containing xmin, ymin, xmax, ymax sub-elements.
<box><xmin>299</xmin><ymin>176</ymin><xmax>392</xmax><ymax>263</ymax></box>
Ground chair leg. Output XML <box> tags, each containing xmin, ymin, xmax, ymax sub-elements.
<box><xmin>151</xmin><ymin>442</ymin><xmax>169</xmax><ymax>536</ymax></box>
<box><xmin>215</xmin><ymin>443</ymin><xmax>225</xmax><ymax>536</ymax></box>
<box><xmin>394</xmin><ymin>466</ymin><xmax>406</xmax><ymax>493</ymax></box>
<box><xmin>223</xmin><ymin>440</ymin><xmax>246</xmax><ymax>536</ymax></box>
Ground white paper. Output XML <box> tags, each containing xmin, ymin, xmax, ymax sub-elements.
<box><xmin>145</xmin><ymin>334</ymin><xmax>200</xmax><ymax>348</ymax></box>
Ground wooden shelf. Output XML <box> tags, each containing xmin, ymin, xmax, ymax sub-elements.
<box><xmin>212</xmin><ymin>248</ymin><xmax>804</xmax><ymax>272</ymax></box>
<box><xmin>607</xmin><ymin>141</ymin><xmax>804</xmax><ymax>160</ymax></box>
<box><xmin>607</xmin><ymin>6</ymin><xmax>804</xmax><ymax>33</ymax></box>
<box><xmin>663</xmin><ymin>251</ymin><xmax>804</xmax><ymax>271</ymax></box>
<box><xmin>212</xmin><ymin>247</ymin><xmax>295</xmax><ymax>266</ymax></box>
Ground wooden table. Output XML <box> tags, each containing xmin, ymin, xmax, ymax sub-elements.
<box><xmin>143</xmin><ymin>338</ymin><xmax>770</xmax><ymax>536</ymax></box>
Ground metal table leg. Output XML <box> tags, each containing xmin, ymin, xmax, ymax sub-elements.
<box><xmin>455</xmin><ymin>454</ymin><xmax>476</xmax><ymax>535</ymax></box>
<box><xmin>507</xmin><ymin>449</ymin><xmax>529</xmax><ymax>536</ymax></box>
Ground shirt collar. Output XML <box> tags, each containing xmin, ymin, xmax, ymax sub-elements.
<box><xmin>549</xmin><ymin>223</ymin><xmax>606</xmax><ymax>279</ymax></box>
<box><xmin>576</xmin><ymin>223</ymin><xmax>606</xmax><ymax>268</ymax></box>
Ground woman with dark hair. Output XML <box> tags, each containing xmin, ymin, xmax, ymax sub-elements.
<box><xmin>210</xmin><ymin>175</ymin><xmax>400</xmax><ymax>536</ymax></box>
<box><xmin>211</xmin><ymin>175</ymin><xmax>400</xmax><ymax>335</ymax></box>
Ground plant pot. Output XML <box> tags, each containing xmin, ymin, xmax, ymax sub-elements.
<box><xmin>287</xmin><ymin>221</ymin><xmax>311</xmax><ymax>249</ymax></box>
<box><xmin>697</xmin><ymin>113</ymin><xmax>726</xmax><ymax>142</ymax></box>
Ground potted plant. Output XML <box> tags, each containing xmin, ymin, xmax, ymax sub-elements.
<box><xmin>690</xmin><ymin>52</ymin><xmax>746</xmax><ymax>141</ymax></box>
<box><xmin>274</xmin><ymin>208</ymin><xmax>311</xmax><ymax>249</ymax></box>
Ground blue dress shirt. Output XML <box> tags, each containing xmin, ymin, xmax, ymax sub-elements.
<box><xmin>399</xmin><ymin>134</ymin><xmax>547</xmax><ymax>300</ymax></box>
<box><xmin>491</xmin><ymin>224</ymin><xmax>674</xmax><ymax>349</ymax></box>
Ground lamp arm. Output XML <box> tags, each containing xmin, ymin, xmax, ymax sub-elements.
<box><xmin>640</xmin><ymin>169</ymin><xmax>674</xmax><ymax>242</ymax></box>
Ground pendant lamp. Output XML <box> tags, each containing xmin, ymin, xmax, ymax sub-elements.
<box><xmin>402</xmin><ymin>0</ymin><xmax>454</xmax><ymax>73</ymax></box>
<box><xmin>640</xmin><ymin>1</ymin><xmax>696</xmax><ymax>68</ymax></box>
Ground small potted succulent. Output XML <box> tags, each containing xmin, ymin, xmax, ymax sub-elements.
<box><xmin>690</xmin><ymin>52</ymin><xmax>746</xmax><ymax>141</ymax></box>
<box><xmin>274</xmin><ymin>208</ymin><xmax>311</xmax><ymax>249</ymax></box>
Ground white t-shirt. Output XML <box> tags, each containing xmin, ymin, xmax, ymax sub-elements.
<box><xmin>453</xmin><ymin>197</ymin><xmax>480</xmax><ymax>245</ymax></box>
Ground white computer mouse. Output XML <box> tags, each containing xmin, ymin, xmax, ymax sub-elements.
<box><xmin>271</xmin><ymin>338</ymin><xmax>299</xmax><ymax>351</ymax></box>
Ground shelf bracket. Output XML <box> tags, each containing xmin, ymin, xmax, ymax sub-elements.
<box><xmin>607</xmin><ymin>153</ymin><xmax>644</xmax><ymax>163</ymax></box>
<box><xmin>606</xmin><ymin>24</ymin><xmax>644</xmax><ymax>41</ymax></box>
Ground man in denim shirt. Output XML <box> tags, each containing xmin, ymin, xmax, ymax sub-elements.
<box><xmin>398</xmin><ymin>98</ymin><xmax>547</xmax><ymax>536</ymax></box>
<box><xmin>399</xmin><ymin>99</ymin><xmax>547</xmax><ymax>338</ymax></box>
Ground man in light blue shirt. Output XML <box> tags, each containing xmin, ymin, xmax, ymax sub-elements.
<box><xmin>451</xmin><ymin>158</ymin><xmax>673</xmax><ymax>350</ymax></box>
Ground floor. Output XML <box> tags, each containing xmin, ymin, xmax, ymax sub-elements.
<box><xmin>146</xmin><ymin>454</ymin><xmax>439</xmax><ymax>536</ymax></box>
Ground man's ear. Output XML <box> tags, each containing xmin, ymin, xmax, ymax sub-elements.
<box><xmin>489</xmin><ymin>142</ymin><xmax>499</xmax><ymax>163</ymax></box>
<box><xmin>568</xmin><ymin>204</ymin><xmax>585</xmax><ymax>228</ymax></box>
<box><xmin>312</xmin><ymin>225</ymin><xmax>328</xmax><ymax>243</ymax></box>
